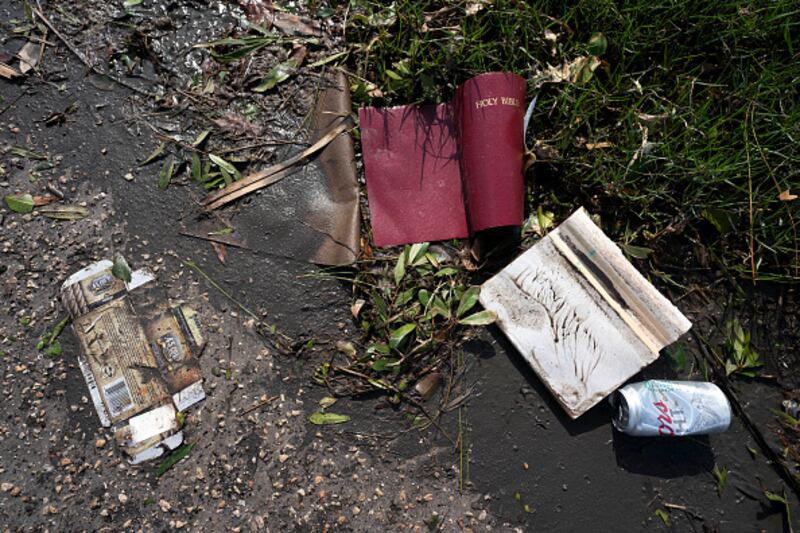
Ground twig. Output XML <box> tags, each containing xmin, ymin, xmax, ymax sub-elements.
<box><xmin>183</xmin><ymin>260</ymin><xmax>292</xmax><ymax>345</ymax></box>
<box><xmin>238</xmin><ymin>395</ymin><xmax>279</xmax><ymax>417</ymax></box>
<box><xmin>33</xmin><ymin>5</ymin><xmax>156</xmax><ymax>98</ymax></box>
<box><xmin>745</xmin><ymin>106</ymin><xmax>756</xmax><ymax>284</ymax></box>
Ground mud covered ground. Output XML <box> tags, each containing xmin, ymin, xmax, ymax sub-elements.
<box><xmin>0</xmin><ymin>1</ymin><xmax>798</xmax><ymax>532</ymax></box>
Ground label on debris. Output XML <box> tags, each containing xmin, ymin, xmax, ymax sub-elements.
<box><xmin>71</xmin><ymin>297</ymin><xmax>171</xmax><ymax>425</ymax></box>
<box><xmin>60</xmin><ymin>260</ymin><xmax>205</xmax><ymax>463</ymax></box>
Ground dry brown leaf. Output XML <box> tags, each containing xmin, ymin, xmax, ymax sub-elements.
<box><xmin>271</xmin><ymin>12</ymin><xmax>321</xmax><ymax>36</ymax></box>
<box><xmin>364</xmin><ymin>81</ymin><xmax>383</xmax><ymax>98</ymax></box>
<box><xmin>18</xmin><ymin>42</ymin><xmax>39</xmax><ymax>74</ymax></box>
<box><xmin>212</xmin><ymin>113</ymin><xmax>262</xmax><ymax>137</ymax></box>
<box><xmin>351</xmin><ymin>299</ymin><xmax>366</xmax><ymax>318</ymax></box>
<box><xmin>0</xmin><ymin>60</ymin><xmax>21</xmax><ymax>79</ymax></box>
<box><xmin>237</xmin><ymin>0</ymin><xmax>272</xmax><ymax>24</ymax></box>
<box><xmin>32</xmin><ymin>195</ymin><xmax>58</xmax><ymax>206</ymax></box>
<box><xmin>778</xmin><ymin>189</ymin><xmax>797</xmax><ymax>201</ymax></box>
<box><xmin>585</xmin><ymin>141</ymin><xmax>615</xmax><ymax>150</ymax></box>
<box><xmin>211</xmin><ymin>242</ymin><xmax>227</xmax><ymax>264</ymax></box>
<box><xmin>539</xmin><ymin>55</ymin><xmax>601</xmax><ymax>86</ymax></box>
<box><xmin>465</xmin><ymin>0</ymin><xmax>491</xmax><ymax>16</ymax></box>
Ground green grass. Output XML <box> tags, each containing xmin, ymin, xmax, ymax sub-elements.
<box><xmin>346</xmin><ymin>0</ymin><xmax>799</xmax><ymax>281</ymax></box>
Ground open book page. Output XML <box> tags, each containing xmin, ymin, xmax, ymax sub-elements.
<box><xmin>358</xmin><ymin>71</ymin><xmax>526</xmax><ymax>247</ymax></box>
<box><xmin>359</xmin><ymin>103</ymin><xmax>467</xmax><ymax>246</ymax></box>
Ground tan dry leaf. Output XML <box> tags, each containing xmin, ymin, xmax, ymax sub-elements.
<box><xmin>271</xmin><ymin>12</ymin><xmax>321</xmax><ymax>36</ymax></box>
<box><xmin>32</xmin><ymin>194</ymin><xmax>58</xmax><ymax>206</ymax></box>
<box><xmin>351</xmin><ymin>299</ymin><xmax>366</xmax><ymax>318</ymax></box>
<box><xmin>585</xmin><ymin>141</ymin><xmax>615</xmax><ymax>150</ymax></box>
<box><xmin>0</xmin><ymin>61</ymin><xmax>21</xmax><ymax>79</ymax></box>
<box><xmin>211</xmin><ymin>242</ymin><xmax>227</xmax><ymax>264</ymax></box>
<box><xmin>18</xmin><ymin>42</ymin><xmax>39</xmax><ymax>74</ymax></box>
<box><xmin>212</xmin><ymin>113</ymin><xmax>262</xmax><ymax>137</ymax></box>
<box><xmin>778</xmin><ymin>189</ymin><xmax>797</xmax><ymax>201</ymax></box>
<box><xmin>465</xmin><ymin>0</ymin><xmax>491</xmax><ymax>16</ymax></box>
<box><xmin>237</xmin><ymin>0</ymin><xmax>272</xmax><ymax>24</ymax></box>
<box><xmin>365</xmin><ymin>81</ymin><xmax>383</xmax><ymax>98</ymax></box>
<box><xmin>540</xmin><ymin>55</ymin><xmax>601</xmax><ymax>85</ymax></box>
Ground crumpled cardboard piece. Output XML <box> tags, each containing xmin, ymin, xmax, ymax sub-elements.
<box><xmin>191</xmin><ymin>70</ymin><xmax>360</xmax><ymax>266</ymax></box>
<box><xmin>61</xmin><ymin>260</ymin><xmax>206</xmax><ymax>463</ymax></box>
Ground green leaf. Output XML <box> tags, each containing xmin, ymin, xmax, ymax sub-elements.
<box><xmin>367</xmin><ymin>342</ymin><xmax>390</xmax><ymax>355</ymax></box>
<box><xmin>371</xmin><ymin>358</ymin><xmax>396</xmax><ymax>372</ymax></box>
<box><xmin>111</xmin><ymin>254</ymin><xmax>132</xmax><ymax>283</ymax></box>
<box><xmin>712</xmin><ymin>464</ymin><xmax>727</xmax><ymax>495</ymax></box>
<box><xmin>191</xmin><ymin>153</ymin><xmax>202</xmax><ymax>181</ymax></box>
<box><xmin>308</xmin><ymin>49</ymin><xmax>349</xmax><ymax>68</ymax></box>
<box><xmin>458</xmin><ymin>310</ymin><xmax>497</xmax><ymax>326</ymax></box>
<box><xmin>536</xmin><ymin>206</ymin><xmax>554</xmax><ymax>235</ymax></box>
<box><xmin>434</xmin><ymin>267</ymin><xmax>459</xmax><ymax>278</ymax></box>
<box><xmin>389</xmin><ymin>323</ymin><xmax>416</xmax><ymax>349</ymax></box>
<box><xmin>763</xmin><ymin>490</ymin><xmax>788</xmax><ymax>504</ymax></box>
<box><xmin>158</xmin><ymin>158</ymin><xmax>175</xmax><ymax>189</ymax></box>
<box><xmin>587</xmin><ymin>32</ymin><xmax>608</xmax><ymax>56</ymax></box>
<box><xmin>408</xmin><ymin>242</ymin><xmax>429</xmax><ymax>265</ymax></box>
<box><xmin>140</xmin><ymin>142</ymin><xmax>166</xmax><ymax>166</ymax></box>
<box><xmin>308</xmin><ymin>411</ymin><xmax>350</xmax><ymax>425</ymax></box>
<box><xmin>665</xmin><ymin>344</ymin><xmax>686</xmax><ymax>372</ymax></box>
<box><xmin>318</xmin><ymin>396</ymin><xmax>338</xmax><ymax>408</ymax></box>
<box><xmin>208</xmin><ymin>154</ymin><xmax>239</xmax><ymax>179</ymax></box>
<box><xmin>417</xmin><ymin>289</ymin><xmax>431</xmax><ymax>307</ymax></box>
<box><xmin>396</xmin><ymin>288</ymin><xmax>415</xmax><ymax>307</ymax></box>
<box><xmin>622</xmin><ymin>244</ymin><xmax>653</xmax><ymax>259</ymax></box>
<box><xmin>430</xmin><ymin>297</ymin><xmax>450</xmax><ymax>319</ymax></box>
<box><xmin>37</xmin><ymin>205</ymin><xmax>90</xmax><ymax>220</ymax></box>
<box><xmin>654</xmin><ymin>508</ymin><xmax>670</xmax><ymax>527</ymax></box>
<box><xmin>156</xmin><ymin>442</ymin><xmax>195</xmax><ymax>477</ymax></box>
<box><xmin>456</xmin><ymin>286</ymin><xmax>480</xmax><ymax>318</ymax></box>
<box><xmin>192</xmin><ymin>129</ymin><xmax>211</xmax><ymax>147</ymax></box>
<box><xmin>44</xmin><ymin>340</ymin><xmax>61</xmax><ymax>357</ymax></box>
<box><xmin>10</xmin><ymin>146</ymin><xmax>47</xmax><ymax>160</ymax></box>
<box><xmin>393</xmin><ymin>248</ymin><xmax>407</xmax><ymax>284</ymax></box>
<box><xmin>123</xmin><ymin>0</ymin><xmax>143</xmax><ymax>7</ymax></box>
<box><xmin>254</xmin><ymin>58</ymin><xmax>300</xmax><ymax>92</ymax></box>
<box><xmin>208</xmin><ymin>227</ymin><xmax>234</xmax><ymax>236</ymax></box>
<box><xmin>219</xmin><ymin>165</ymin><xmax>233</xmax><ymax>185</ymax></box>
<box><xmin>702</xmin><ymin>207</ymin><xmax>735</xmax><ymax>233</ymax></box>
<box><xmin>4</xmin><ymin>193</ymin><xmax>34</xmax><ymax>213</ymax></box>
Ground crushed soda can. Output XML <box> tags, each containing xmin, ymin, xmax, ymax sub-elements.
<box><xmin>61</xmin><ymin>260</ymin><xmax>205</xmax><ymax>463</ymax></box>
<box><xmin>609</xmin><ymin>380</ymin><xmax>731</xmax><ymax>436</ymax></box>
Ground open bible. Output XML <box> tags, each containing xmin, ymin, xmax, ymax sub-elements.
<box><xmin>359</xmin><ymin>72</ymin><xmax>527</xmax><ymax>247</ymax></box>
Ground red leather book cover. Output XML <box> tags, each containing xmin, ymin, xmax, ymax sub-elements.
<box><xmin>359</xmin><ymin>72</ymin><xmax>525</xmax><ymax>247</ymax></box>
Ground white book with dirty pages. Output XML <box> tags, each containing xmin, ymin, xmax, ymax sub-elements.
<box><xmin>479</xmin><ymin>207</ymin><xmax>692</xmax><ymax>419</ymax></box>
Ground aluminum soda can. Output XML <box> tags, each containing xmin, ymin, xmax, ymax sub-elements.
<box><xmin>610</xmin><ymin>380</ymin><xmax>731</xmax><ymax>436</ymax></box>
